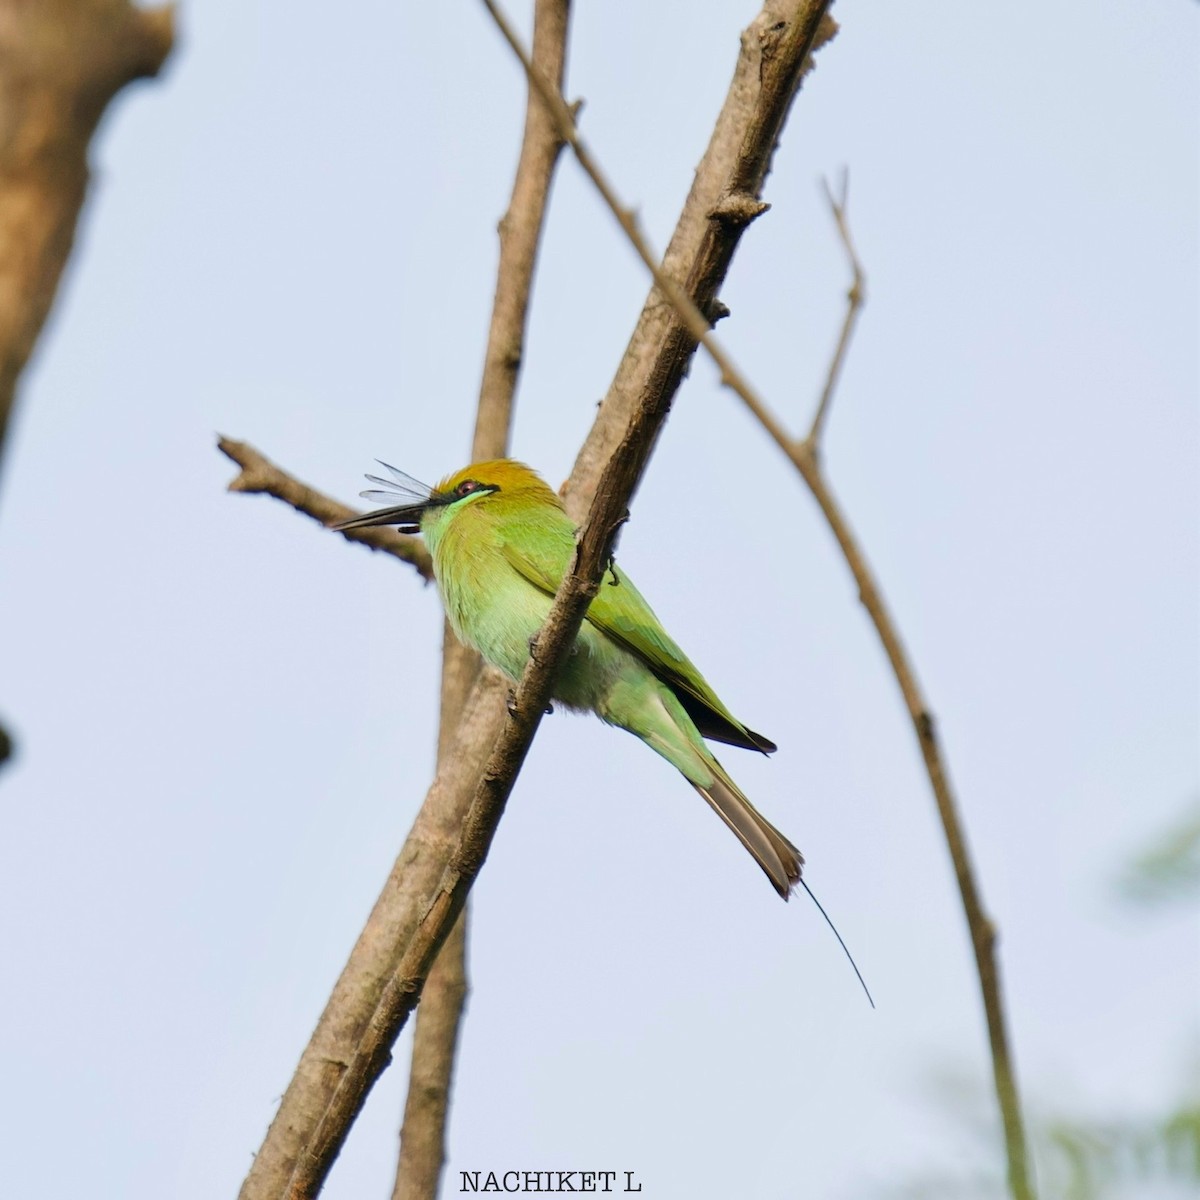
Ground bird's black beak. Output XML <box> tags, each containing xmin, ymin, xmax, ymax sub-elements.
<box><xmin>331</xmin><ymin>502</ymin><xmax>429</xmax><ymax>535</ymax></box>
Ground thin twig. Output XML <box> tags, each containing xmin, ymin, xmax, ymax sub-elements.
<box><xmin>499</xmin><ymin>60</ymin><xmax>1037</xmax><ymax>1190</ymax></box>
<box><xmin>393</xmin><ymin>4</ymin><xmax>573</xmax><ymax>1197</ymax></box>
<box><xmin>217</xmin><ymin>437</ymin><xmax>434</xmax><ymax>581</ymax></box>
<box><xmin>790</xmin><ymin>449</ymin><xmax>1035</xmax><ymax>1200</ymax></box>
<box><xmin>798</xmin><ymin>195</ymin><xmax>1032</xmax><ymax>1200</ymax></box>
<box><xmin>806</xmin><ymin>170</ymin><xmax>864</xmax><ymax>447</ymax></box>
<box><xmin>234</xmin><ymin>6</ymin><xmax>834</xmax><ymax>1195</ymax></box>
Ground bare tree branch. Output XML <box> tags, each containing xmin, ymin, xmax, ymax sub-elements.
<box><xmin>393</xmin><ymin>4</ymin><xmax>573</xmax><ymax>1196</ymax></box>
<box><xmin>233</xmin><ymin>4</ymin><xmax>835</xmax><ymax>1195</ymax></box>
<box><xmin>217</xmin><ymin>436</ymin><xmax>434</xmax><ymax>581</ymax></box>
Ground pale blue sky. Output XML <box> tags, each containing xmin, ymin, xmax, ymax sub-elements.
<box><xmin>0</xmin><ymin>2</ymin><xmax>1196</xmax><ymax>1197</ymax></box>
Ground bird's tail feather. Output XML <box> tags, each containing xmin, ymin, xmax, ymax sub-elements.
<box><xmin>692</xmin><ymin>761</ymin><xmax>803</xmax><ymax>899</ymax></box>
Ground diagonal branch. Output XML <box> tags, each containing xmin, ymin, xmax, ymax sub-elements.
<box><xmin>288</xmin><ymin>361</ymin><xmax>673</xmax><ymax>1200</ymax></box>
<box><xmin>789</xmin><ymin>451</ymin><xmax>1035</xmax><ymax>1200</ymax></box>
<box><xmin>562</xmin><ymin>1</ymin><xmax>837</xmax><ymax>511</ymax></box>
<box><xmin>233</xmin><ymin>4</ymin><xmax>835</xmax><ymax>1196</ymax></box>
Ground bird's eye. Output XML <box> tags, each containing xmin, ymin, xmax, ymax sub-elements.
<box><xmin>455</xmin><ymin>479</ymin><xmax>480</xmax><ymax>497</ymax></box>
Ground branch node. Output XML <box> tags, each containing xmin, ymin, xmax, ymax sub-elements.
<box><xmin>804</xmin><ymin>173</ymin><xmax>867</xmax><ymax>447</ymax></box>
<box><xmin>795</xmin><ymin>436</ymin><xmax>819</xmax><ymax>469</ymax></box>
<box><xmin>708</xmin><ymin>191</ymin><xmax>771</xmax><ymax>227</ymax></box>
<box><xmin>916</xmin><ymin>709</ymin><xmax>937</xmax><ymax>744</ymax></box>
<box><xmin>704</xmin><ymin>298</ymin><xmax>732</xmax><ymax>325</ymax></box>
<box><xmin>526</xmin><ymin>633</ymin><xmax>542</xmax><ymax>665</ymax></box>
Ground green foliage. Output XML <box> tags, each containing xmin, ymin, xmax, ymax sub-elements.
<box><xmin>884</xmin><ymin>1090</ymin><xmax>1200</xmax><ymax>1200</ymax></box>
<box><xmin>1117</xmin><ymin>799</ymin><xmax>1200</xmax><ymax>907</ymax></box>
<box><xmin>882</xmin><ymin>801</ymin><xmax>1200</xmax><ymax>1199</ymax></box>
<box><xmin>1042</xmin><ymin>1099</ymin><xmax>1200</xmax><ymax>1199</ymax></box>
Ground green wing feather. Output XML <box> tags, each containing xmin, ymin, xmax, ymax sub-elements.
<box><xmin>498</xmin><ymin>521</ymin><xmax>776</xmax><ymax>753</ymax></box>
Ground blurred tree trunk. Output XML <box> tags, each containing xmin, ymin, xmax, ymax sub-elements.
<box><xmin>0</xmin><ymin>0</ymin><xmax>174</xmax><ymax>765</ymax></box>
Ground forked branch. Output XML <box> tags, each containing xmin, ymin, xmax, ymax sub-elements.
<box><xmin>806</xmin><ymin>170</ymin><xmax>864</xmax><ymax>447</ymax></box>
<box><xmin>795</xmin><ymin>189</ymin><xmax>1033</xmax><ymax>1200</ymax></box>
<box><xmin>488</xmin><ymin>58</ymin><xmax>1036</xmax><ymax>1188</ymax></box>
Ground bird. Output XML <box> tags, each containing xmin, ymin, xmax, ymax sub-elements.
<box><xmin>334</xmin><ymin>458</ymin><xmax>803</xmax><ymax>899</ymax></box>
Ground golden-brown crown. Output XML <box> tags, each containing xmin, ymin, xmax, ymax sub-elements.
<box><xmin>435</xmin><ymin>459</ymin><xmax>562</xmax><ymax>507</ymax></box>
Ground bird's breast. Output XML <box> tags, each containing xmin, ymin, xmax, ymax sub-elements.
<box><xmin>433</xmin><ymin>535</ymin><xmax>547</xmax><ymax>679</ymax></box>
<box><xmin>430</xmin><ymin>528</ymin><xmax>628</xmax><ymax>710</ymax></box>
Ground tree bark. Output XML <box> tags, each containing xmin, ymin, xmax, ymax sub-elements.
<box><xmin>0</xmin><ymin>0</ymin><xmax>174</xmax><ymax>476</ymax></box>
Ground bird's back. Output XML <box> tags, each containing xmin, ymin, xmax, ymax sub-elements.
<box><xmin>484</xmin><ymin>497</ymin><xmax>775</xmax><ymax>753</ymax></box>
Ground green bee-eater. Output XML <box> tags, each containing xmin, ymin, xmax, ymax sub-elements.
<box><xmin>335</xmin><ymin>459</ymin><xmax>802</xmax><ymax>898</ymax></box>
